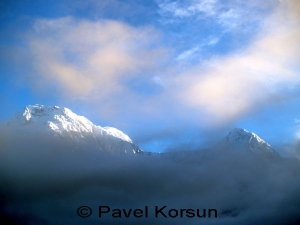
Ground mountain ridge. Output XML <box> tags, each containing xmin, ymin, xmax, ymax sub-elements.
<box><xmin>5</xmin><ymin>104</ymin><xmax>281</xmax><ymax>158</ymax></box>
<box><xmin>6</xmin><ymin>104</ymin><xmax>141</xmax><ymax>154</ymax></box>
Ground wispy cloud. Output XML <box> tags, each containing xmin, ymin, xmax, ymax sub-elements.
<box><xmin>206</xmin><ymin>36</ymin><xmax>219</xmax><ymax>46</ymax></box>
<box><xmin>157</xmin><ymin>0</ymin><xmax>217</xmax><ymax>18</ymax></box>
<box><xmin>171</xmin><ymin>0</ymin><xmax>300</xmax><ymax>125</ymax></box>
<box><xmin>152</xmin><ymin>76</ymin><xmax>165</xmax><ymax>87</ymax></box>
<box><xmin>28</xmin><ymin>17</ymin><xmax>166</xmax><ymax>98</ymax></box>
<box><xmin>176</xmin><ymin>46</ymin><xmax>200</xmax><ymax>61</ymax></box>
<box><xmin>175</xmin><ymin>36</ymin><xmax>219</xmax><ymax>62</ymax></box>
<box><xmin>157</xmin><ymin>0</ymin><xmax>276</xmax><ymax>31</ymax></box>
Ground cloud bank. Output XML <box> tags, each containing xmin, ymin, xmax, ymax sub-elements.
<box><xmin>1</xmin><ymin>128</ymin><xmax>300</xmax><ymax>225</ymax></box>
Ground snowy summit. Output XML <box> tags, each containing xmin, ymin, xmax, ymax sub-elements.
<box><xmin>216</xmin><ymin>128</ymin><xmax>280</xmax><ymax>157</ymax></box>
<box><xmin>7</xmin><ymin>104</ymin><xmax>141</xmax><ymax>154</ymax></box>
<box><xmin>5</xmin><ymin>105</ymin><xmax>281</xmax><ymax>158</ymax></box>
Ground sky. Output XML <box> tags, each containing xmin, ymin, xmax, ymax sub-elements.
<box><xmin>1</xmin><ymin>0</ymin><xmax>300</xmax><ymax>155</ymax></box>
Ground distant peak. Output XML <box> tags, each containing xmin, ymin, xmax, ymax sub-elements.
<box><xmin>229</xmin><ymin>128</ymin><xmax>250</xmax><ymax>135</ymax></box>
<box><xmin>227</xmin><ymin>128</ymin><xmax>265</xmax><ymax>143</ymax></box>
<box><xmin>226</xmin><ymin>128</ymin><xmax>264</xmax><ymax>143</ymax></box>
<box><xmin>218</xmin><ymin>128</ymin><xmax>280</xmax><ymax>157</ymax></box>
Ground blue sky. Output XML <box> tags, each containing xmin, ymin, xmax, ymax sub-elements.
<box><xmin>1</xmin><ymin>0</ymin><xmax>300</xmax><ymax>155</ymax></box>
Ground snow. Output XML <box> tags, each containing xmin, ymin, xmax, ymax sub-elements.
<box><xmin>6</xmin><ymin>104</ymin><xmax>280</xmax><ymax>158</ymax></box>
<box><xmin>103</xmin><ymin>126</ymin><xmax>133</xmax><ymax>143</ymax></box>
<box><xmin>217</xmin><ymin>128</ymin><xmax>280</xmax><ymax>157</ymax></box>
<box><xmin>7</xmin><ymin>104</ymin><xmax>141</xmax><ymax>154</ymax></box>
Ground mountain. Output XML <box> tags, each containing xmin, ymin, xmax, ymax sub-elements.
<box><xmin>142</xmin><ymin>128</ymin><xmax>281</xmax><ymax>161</ymax></box>
<box><xmin>4</xmin><ymin>105</ymin><xmax>281</xmax><ymax>159</ymax></box>
<box><xmin>6</xmin><ymin>104</ymin><xmax>142</xmax><ymax>154</ymax></box>
<box><xmin>152</xmin><ymin>128</ymin><xmax>282</xmax><ymax>161</ymax></box>
<box><xmin>215</xmin><ymin>128</ymin><xmax>280</xmax><ymax>158</ymax></box>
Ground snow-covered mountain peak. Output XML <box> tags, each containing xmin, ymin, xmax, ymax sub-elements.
<box><xmin>5</xmin><ymin>105</ymin><xmax>281</xmax><ymax>158</ymax></box>
<box><xmin>19</xmin><ymin>104</ymin><xmax>62</xmax><ymax>123</ymax></box>
<box><xmin>217</xmin><ymin>128</ymin><xmax>280</xmax><ymax>157</ymax></box>
<box><xmin>226</xmin><ymin>128</ymin><xmax>266</xmax><ymax>144</ymax></box>
<box><xmin>7</xmin><ymin>104</ymin><xmax>138</xmax><ymax>152</ymax></box>
<box><xmin>9</xmin><ymin>104</ymin><xmax>94</xmax><ymax>133</ymax></box>
<box><xmin>24</xmin><ymin>104</ymin><xmax>82</xmax><ymax>121</ymax></box>
<box><xmin>24</xmin><ymin>104</ymin><xmax>60</xmax><ymax>118</ymax></box>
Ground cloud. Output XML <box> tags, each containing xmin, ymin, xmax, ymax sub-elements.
<box><xmin>206</xmin><ymin>37</ymin><xmax>219</xmax><ymax>46</ymax></box>
<box><xmin>171</xmin><ymin>0</ymin><xmax>300</xmax><ymax>125</ymax></box>
<box><xmin>157</xmin><ymin>0</ymin><xmax>276</xmax><ymax>31</ymax></box>
<box><xmin>157</xmin><ymin>0</ymin><xmax>218</xmax><ymax>18</ymax></box>
<box><xmin>175</xmin><ymin>37</ymin><xmax>219</xmax><ymax>62</ymax></box>
<box><xmin>27</xmin><ymin>17</ymin><xmax>166</xmax><ymax>98</ymax></box>
<box><xmin>176</xmin><ymin>46</ymin><xmax>200</xmax><ymax>61</ymax></box>
<box><xmin>1</xmin><ymin>127</ymin><xmax>300</xmax><ymax>225</ymax></box>
<box><xmin>152</xmin><ymin>76</ymin><xmax>165</xmax><ymax>87</ymax></box>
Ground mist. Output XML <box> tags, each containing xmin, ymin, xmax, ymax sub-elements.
<box><xmin>1</xmin><ymin>128</ymin><xmax>300</xmax><ymax>225</ymax></box>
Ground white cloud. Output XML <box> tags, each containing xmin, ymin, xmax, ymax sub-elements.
<box><xmin>28</xmin><ymin>17</ymin><xmax>166</xmax><ymax>98</ymax></box>
<box><xmin>157</xmin><ymin>0</ymin><xmax>218</xmax><ymax>18</ymax></box>
<box><xmin>183</xmin><ymin>0</ymin><xmax>218</xmax><ymax>17</ymax></box>
<box><xmin>157</xmin><ymin>0</ymin><xmax>277</xmax><ymax>31</ymax></box>
<box><xmin>152</xmin><ymin>76</ymin><xmax>165</xmax><ymax>87</ymax></box>
<box><xmin>171</xmin><ymin>0</ymin><xmax>300</xmax><ymax>125</ymax></box>
<box><xmin>206</xmin><ymin>37</ymin><xmax>219</xmax><ymax>46</ymax></box>
<box><xmin>175</xmin><ymin>37</ymin><xmax>218</xmax><ymax>62</ymax></box>
<box><xmin>176</xmin><ymin>46</ymin><xmax>200</xmax><ymax>61</ymax></box>
<box><xmin>217</xmin><ymin>8</ymin><xmax>242</xmax><ymax>29</ymax></box>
